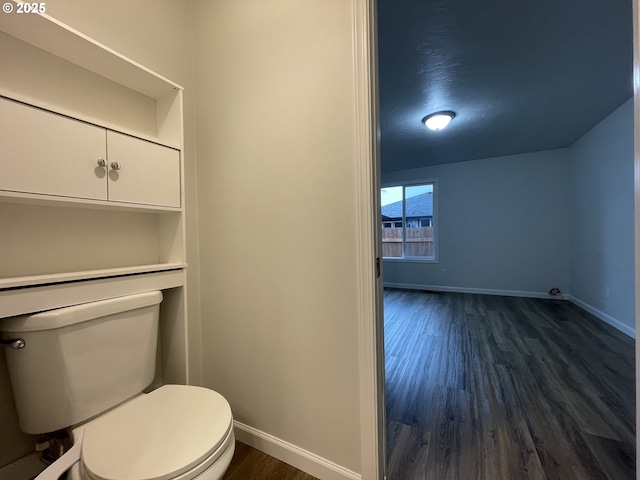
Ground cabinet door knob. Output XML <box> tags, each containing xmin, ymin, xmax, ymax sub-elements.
<box><xmin>110</xmin><ymin>161</ymin><xmax>121</xmax><ymax>171</ymax></box>
<box><xmin>97</xmin><ymin>158</ymin><xmax>106</xmax><ymax>167</ymax></box>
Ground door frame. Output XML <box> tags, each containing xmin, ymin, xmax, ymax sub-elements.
<box><xmin>353</xmin><ymin>0</ymin><xmax>385</xmax><ymax>479</ymax></box>
<box><xmin>633</xmin><ymin>0</ymin><xmax>639</xmax><ymax>478</ymax></box>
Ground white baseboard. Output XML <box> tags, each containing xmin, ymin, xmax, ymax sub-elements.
<box><xmin>233</xmin><ymin>421</ymin><xmax>360</xmax><ymax>480</ymax></box>
<box><xmin>566</xmin><ymin>295</ymin><xmax>635</xmax><ymax>339</ymax></box>
<box><xmin>383</xmin><ymin>282</ymin><xmax>563</xmax><ymax>300</ymax></box>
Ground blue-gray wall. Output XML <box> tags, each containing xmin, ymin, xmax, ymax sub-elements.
<box><xmin>382</xmin><ymin>98</ymin><xmax>635</xmax><ymax>336</ymax></box>
<box><xmin>382</xmin><ymin>149</ymin><xmax>571</xmax><ymax>296</ymax></box>
<box><xmin>568</xmin><ymin>98</ymin><xmax>635</xmax><ymax>336</ymax></box>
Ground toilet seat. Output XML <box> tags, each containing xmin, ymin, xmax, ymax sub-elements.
<box><xmin>76</xmin><ymin>385</ymin><xmax>233</xmax><ymax>480</ymax></box>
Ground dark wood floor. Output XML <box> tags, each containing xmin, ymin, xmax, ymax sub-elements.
<box><xmin>384</xmin><ymin>288</ymin><xmax>635</xmax><ymax>480</ymax></box>
<box><xmin>222</xmin><ymin>441</ymin><xmax>319</xmax><ymax>480</ymax></box>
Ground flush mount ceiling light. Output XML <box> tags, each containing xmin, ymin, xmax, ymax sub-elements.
<box><xmin>422</xmin><ymin>111</ymin><xmax>456</xmax><ymax>131</ymax></box>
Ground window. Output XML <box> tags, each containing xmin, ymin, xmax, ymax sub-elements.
<box><xmin>381</xmin><ymin>182</ymin><xmax>436</xmax><ymax>260</ymax></box>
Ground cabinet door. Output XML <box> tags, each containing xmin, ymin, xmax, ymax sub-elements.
<box><xmin>0</xmin><ymin>97</ymin><xmax>107</xmax><ymax>200</ymax></box>
<box><xmin>106</xmin><ymin>131</ymin><xmax>180</xmax><ymax>207</ymax></box>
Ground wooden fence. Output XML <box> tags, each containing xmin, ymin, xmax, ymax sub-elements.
<box><xmin>382</xmin><ymin>226</ymin><xmax>433</xmax><ymax>257</ymax></box>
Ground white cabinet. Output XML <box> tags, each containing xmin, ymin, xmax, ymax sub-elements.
<box><xmin>0</xmin><ymin>97</ymin><xmax>181</xmax><ymax>208</ymax></box>
<box><xmin>0</xmin><ymin>97</ymin><xmax>107</xmax><ymax>201</ymax></box>
<box><xmin>0</xmin><ymin>8</ymin><xmax>189</xmax><ymax>383</ymax></box>
<box><xmin>107</xmin><ymin>131</ymin><xmax>180</xmax><ymax>208</ymax></box>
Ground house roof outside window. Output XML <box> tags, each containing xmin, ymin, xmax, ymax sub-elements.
<box><xmin>381</xmin><ymin>192</ymin><xmax>433</xmax><ymax>220</ymax></box>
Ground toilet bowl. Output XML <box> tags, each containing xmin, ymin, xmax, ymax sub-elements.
<box><xmin>33</xmin><ymin>385</ymin><xmax>235</xmax><ymax>480</ymax></box>
<box><xmin>65</xmin><ymin>385</ymin><xmax>235</xmax><ymax>480</ymax></box>
<box><xmin>1</xmin><ymin>291</ymin><xmax>235</xmax><ymax>480</ymax></box>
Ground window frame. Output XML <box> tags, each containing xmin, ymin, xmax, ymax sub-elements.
<box><xmin>381</xmin><ymin>179</ymin><xmax>438</xmax><ymax>263</ymax></box>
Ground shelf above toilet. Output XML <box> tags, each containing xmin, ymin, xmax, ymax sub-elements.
<box><xmin>0</xmin><ymin>265</ymin><xmax>186</xmax><ymax>319</ymax></box>
<box><xmin>0</xmin><ymin>263</ymin><xmax>186</xmax><ymax>290</ymax></box>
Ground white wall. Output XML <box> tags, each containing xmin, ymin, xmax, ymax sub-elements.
<box><xmin>193</xmin><ymin>0</ymin><xmax>362</xmax><ymax>474</ymax></box>
<box><xmin>382</xmin><ymin>99</ymin><xmax>635</xmax><ymax>336</ymax></box>
<box><xmin>569</xmin><ymin>98</ymin><xmax>635</xmax><ymax>335</ymax></box>
<box><xmin>382</xmin><ymin>149</ymin><xmax>571</xmax><ymax>296</ymax></box>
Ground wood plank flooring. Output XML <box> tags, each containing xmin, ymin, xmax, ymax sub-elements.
<box><xmin>222</xmin><ymin>441</ymin><xmax>319</xmax><ymax>480</ymax></box>
<box><xmin>384</xmin><ymin>289</ymin><xmax>635</xmax><ymax>480</ymax></box>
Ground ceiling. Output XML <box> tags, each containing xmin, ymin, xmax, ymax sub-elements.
<box><xmin>377</xmin><ymin>0</ymin><xmax>634</xmax><ymax>172</ymax></box>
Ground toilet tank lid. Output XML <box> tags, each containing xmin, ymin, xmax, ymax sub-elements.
<box><xmin>0</xmin><ymin>291</ymin><xmax>163</xmax><ymax>332</ymax></box>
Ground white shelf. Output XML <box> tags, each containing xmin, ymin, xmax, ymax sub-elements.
<box><xmin>0</xmin><ymin>93</ymin><xmax>182</xmax><ymax>151</ymax></box>
<box><xmin>0</xmin><ymin>267</ymin><xmax>187</xmax><ymax>320</ymax></box>
<box><xmin>0</xmin><ymin>263</ymin><xmax>187</xmax><ymax>290</ymax></box>
<box><xmin>0</xmin><ymin>3</ymin><xmax>183</xmax><ymax>99</ymax></box>
<box><xmin>0</xmin><ymin>188</ymin><xmax>182</xmax><ymax>213</ymax></box>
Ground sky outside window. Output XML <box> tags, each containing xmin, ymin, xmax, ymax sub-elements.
<box><xmin>381</xmin><ymin>184</ymin><xmax>432</xmax><ymax>206</ymax></box>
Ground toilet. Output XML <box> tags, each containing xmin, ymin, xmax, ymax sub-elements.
<box><xmin>1</xmin><ymin>291</ymin><xmax>235</xmax><ymax>480</ymax></box>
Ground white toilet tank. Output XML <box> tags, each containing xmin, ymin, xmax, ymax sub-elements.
<box><xmin>1</xmin><ymin>291</ymin><xmax>163</xmax><ymax>434</ymax></box>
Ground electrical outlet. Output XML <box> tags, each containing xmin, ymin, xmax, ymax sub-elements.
<box><xmin>441</xmin><ymin>268</ymin><xmax>446</xmax><ymax>276</ymax></box>
<box><xmin>605</xmin><ymin>287</ymin><xmax>611</xmax><ymax>299</ymax></box>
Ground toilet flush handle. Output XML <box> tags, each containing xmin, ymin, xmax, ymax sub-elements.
<box><xmin>1</xmin><ymin>338</ymin><xmax>25</xmax><ymax>349</ymax></box>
